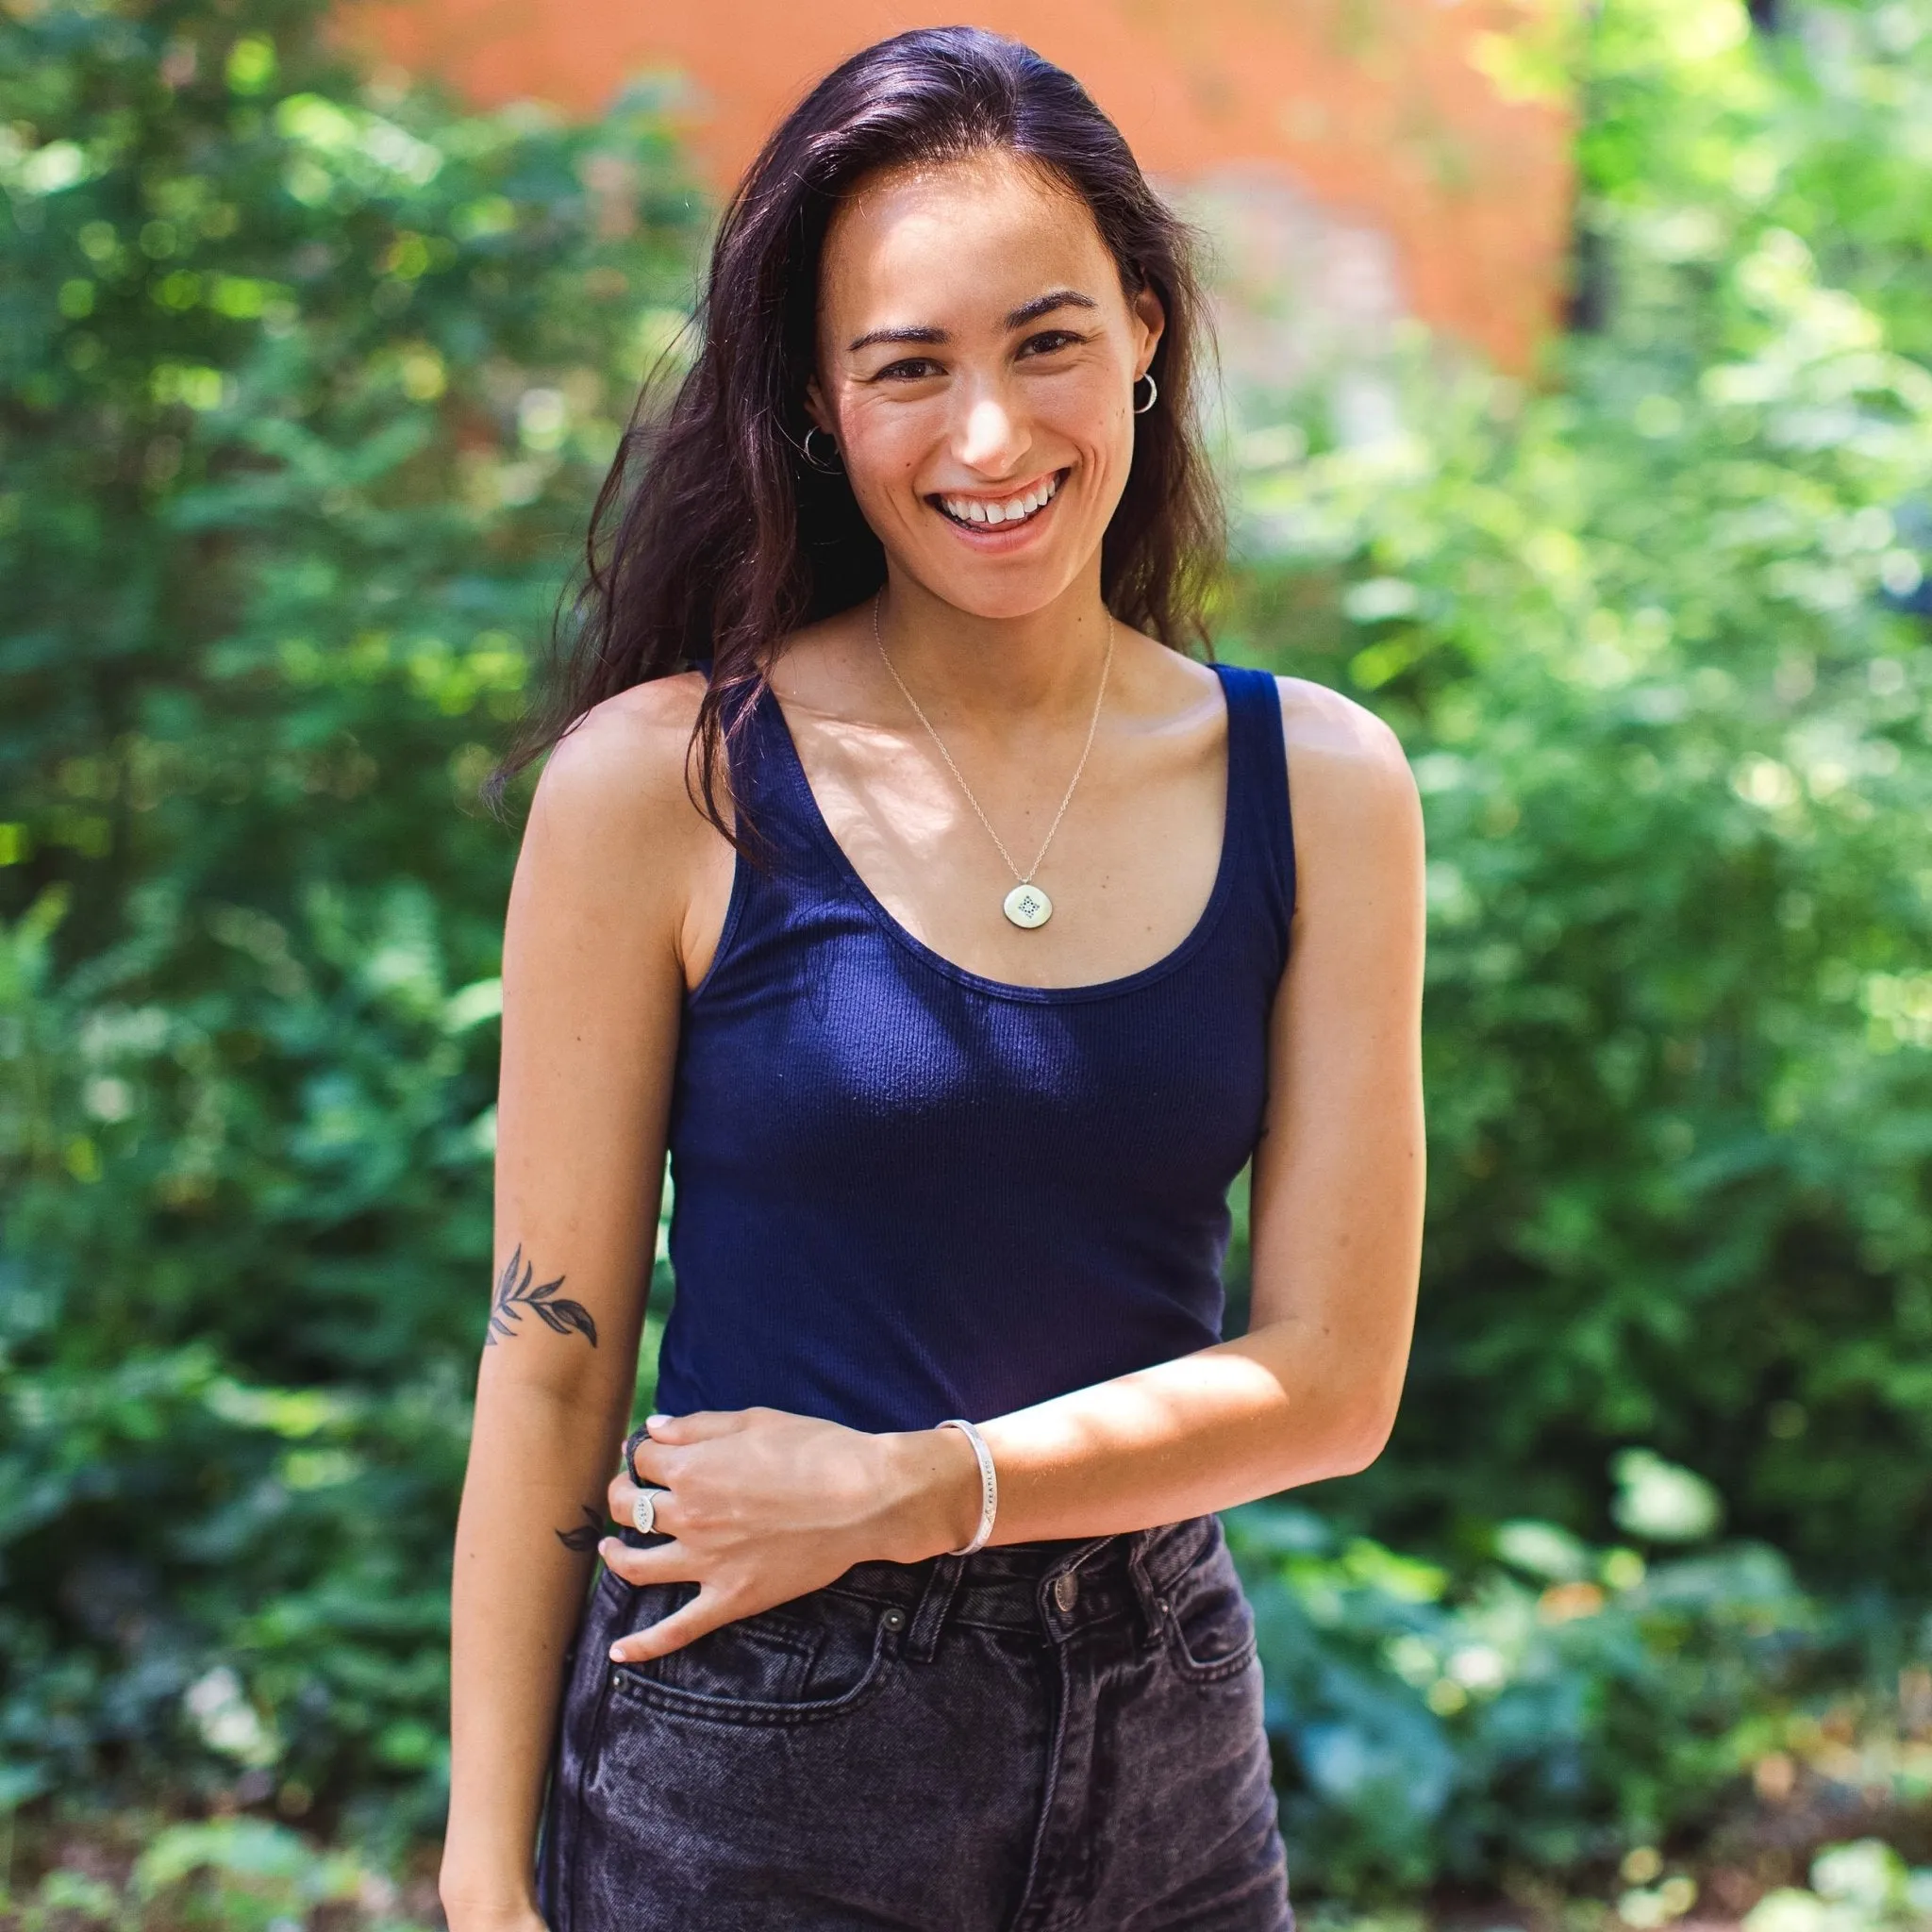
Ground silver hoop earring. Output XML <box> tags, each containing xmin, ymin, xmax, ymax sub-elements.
<box><xmin>801</xmin><ymin>425</ymin><xmax>843</xmax><ymax>474</ymax></box>
<box><xmin>1132</xmin><ymin>373</ymin><xmax>1158</xmax><ymax>416</ymax></box>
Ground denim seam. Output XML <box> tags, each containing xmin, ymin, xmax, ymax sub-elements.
<box><xmin>602</xmin><ymin>1618</ymin><xmax>894</xmax><ymax>1728</ymax></box>
<box><xmin>564</xmin><ymin>1590</ymin><xmax>629</xmax><ymax>1932</ymax></box>
<box><xmin>906</xmin><ymin>1552</ymin><xmax>964</xmax><ymax>1663</ymax></box>
<box><xmin>1141</xmin><ymin>1517</ymin><xmax>1223</xmax><ymax>1596</ymax></box>
<box><xmin>1163</xmin><ymin>1626</ymin><xmax>1260</xmax><ymax>1684</ymax></box>
<box><xmin>1004</xmin><ymin>1629</ymin><xmax>1075</xmax><ymax>1932</ymax></box>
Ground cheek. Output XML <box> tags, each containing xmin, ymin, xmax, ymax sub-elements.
<box><xmin>838</xmin><ymin>396</ymin><xmax>926</xmax><ymax>480</ymax></box>
<box><xmin>1043</xmin><ymin>379</ymin><xmax>1134</xmax><ymax>496</ymax></box>
<box><xmin>1041</xmin><ymin>362</ymin><xmax>1130</xmax><ymax>441</ymax></box>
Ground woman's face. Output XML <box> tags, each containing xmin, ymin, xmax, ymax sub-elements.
<box><xmin>808</xmin><ymin>149</ymin><xmax>1164</xmax><ymax>623</ymax></box>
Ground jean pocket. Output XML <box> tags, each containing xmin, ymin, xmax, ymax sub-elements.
<box><xmin>1158</xmin><ymin>1545</ymin><xmax>1260</xmax><ymax>1684</ymax></box>
<box><xmin>602</xmin><ymin>1573</ymin><xmax>896</xmax><ymax>1727</ymax></box>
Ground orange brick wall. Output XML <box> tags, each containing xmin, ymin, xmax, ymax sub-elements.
<box><xmin>340</xmin><ymin>0</ymin><xmax>1572</xmax><ymax>373</ymax></box>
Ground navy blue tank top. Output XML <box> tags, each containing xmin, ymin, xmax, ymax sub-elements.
<box><xmin>654</xmin><ymin>661</ymin><xmax>1295</xmax><ymax>1434</ymax></box>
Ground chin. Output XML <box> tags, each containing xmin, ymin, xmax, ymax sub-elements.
<box><xmin>913</xmin><ymin>556</ymin><xmax>1086</xmax><ymax>622</ymax></box>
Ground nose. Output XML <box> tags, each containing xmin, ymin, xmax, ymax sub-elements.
<box><xmin>955</xmin><ymin>382</ymin><xmax>1030</xmax><ymax>477</ymax></box>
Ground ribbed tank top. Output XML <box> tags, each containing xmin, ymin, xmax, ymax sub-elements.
<box><xmin>654</xmin><ymin>660</ymin><xmax>1296</xmax><ymax>1435</ymax></box>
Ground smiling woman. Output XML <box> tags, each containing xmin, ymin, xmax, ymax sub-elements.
<box><xmin>444</xmin><ymin>26</ymin><xmax>1425</xmax><ymax>1932</ymax></box>
<box><xmin>809</xmin><ymin>154</ymin><xmax>1161</xmax><ymax>624</ymax></box>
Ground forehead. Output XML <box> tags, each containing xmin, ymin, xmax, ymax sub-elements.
<box><xmin>818</xmin><ymin>150</ymin><xmax>1120</xmax><ymax>337</ymax></box>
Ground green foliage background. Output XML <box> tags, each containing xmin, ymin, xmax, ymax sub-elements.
<box><xmin>0</xmin><ymin>0</ymin><xmax>698</xmax><ymax>1847</ymax></box>
<box><xmin>2</xmin><ymin>0</ymin><xmax>1929</xmax><ymax>1901</ymax></box>
<box><xmin>1227</xmin><ymin>0</ymin><xmax>1932</xmax><ymax>1586</ymax></box>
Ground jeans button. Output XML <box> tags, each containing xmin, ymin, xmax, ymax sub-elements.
<box><xmin>1053</xmin><ymin>1571</ymin><xmax>1079</xmax><ymax>1613</ymax></box>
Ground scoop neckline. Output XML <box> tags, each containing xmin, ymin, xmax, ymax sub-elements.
<box><xmin>756</xmin><ymin>660</ymin><xmax>1244</xmax><ymax>1006</ymax></box>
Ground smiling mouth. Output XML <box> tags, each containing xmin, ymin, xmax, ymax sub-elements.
<box><xmin>930</xmin><ymin>468</ymin><xmax>1067</xmax><ymax>531</ymax></box>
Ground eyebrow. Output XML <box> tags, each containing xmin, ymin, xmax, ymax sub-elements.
<box><xmin>1005</xmin><ymin>288</ymin><xmax>1098</xmax><ymax>329</ymax></box>
<box><xmin>845</xmin><ymin>288</ymin><xmax>1099</xmax><ymax>355</ymax></box>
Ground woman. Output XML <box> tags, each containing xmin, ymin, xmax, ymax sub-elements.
<box><xmin>441</xmin><ymin>26</ymin><xmax>1424</xmax><ymax>1932</ymax></box>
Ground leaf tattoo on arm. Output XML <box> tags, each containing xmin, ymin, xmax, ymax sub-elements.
<box><xmin>556</xmin><ymin>1504</ymin><xmax>606</xmax><ymax>1553</ymax></box>
<box><xmin>486</xmin><ymin>1243</ymin><xmax>598</xmax><ymax>1347</ymax></box>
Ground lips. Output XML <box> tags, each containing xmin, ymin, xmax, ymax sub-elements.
<box><xmin>931</xmin><ymin>468</ymin><xmax>1067</xmax><ymax>532</ymax></box>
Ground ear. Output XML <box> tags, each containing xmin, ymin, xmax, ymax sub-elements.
<box><xmin>803</xmin><ymin>375</ymin><xmax>834</xmax><ymax>437</ymax></box>
<box><xmin>1129</xmin><ymin>281</ymin><xmax>1166</xmax><ymax>382</ymax></box>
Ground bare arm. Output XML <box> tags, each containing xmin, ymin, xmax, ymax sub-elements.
<box><xmin>439</xmin><ymin>681</ymin><xmax>716</xmax><ymax>1928</ymax></box>
<box><xmin>955</xmin><ymin>678</ymin><xmax>1426</xmax><ymax>1534</ymax></box>
<box><xmin>604</xmin><ymin>676</ymin><xmax>1425</xmax><ymax>1657</ymax></box>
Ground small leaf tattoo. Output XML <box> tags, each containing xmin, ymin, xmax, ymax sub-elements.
<box><xmin>556</xmin><ymin>1504</ymin><xmax>605</xmax><ymax>1553</ymax></box>
<box><xmin>486</xmin><ymin>1243</ymin><xmax>598</xmax><ymax>1347</ymax></box>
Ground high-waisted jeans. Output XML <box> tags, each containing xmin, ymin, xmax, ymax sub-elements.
<box><xmin>535</xmin><ymin>1512</ymin><xmax>1291</xmax><ymax>1931</ymax></box>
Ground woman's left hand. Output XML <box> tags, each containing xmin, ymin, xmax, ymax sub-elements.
<box><xmin>599</xmin><ymin>1407</ymin><xmax>977</xmax><ymax>1662</ymax></box>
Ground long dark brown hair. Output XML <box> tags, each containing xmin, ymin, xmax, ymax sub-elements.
<box><xmin>491</xmin><ymin>25</ymin><xmax>1224</xmax><ymax>838</ymax></box>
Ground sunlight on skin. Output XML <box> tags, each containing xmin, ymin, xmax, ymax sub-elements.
<box><xmin>800</xmin><ymin>711</ymin><xmax>963</xmax><ymax>935</ymax></box>
<box><xmin>775</xmin><ymin>663</ymin><xmax>1233</xmax><ymax>984</ymax></box>
<box><xmin>806</xmin><ymin>149</ymin><xmax>1163</xmax><ymax>693</ymax></box>
<box><xmin>774</xmin><ymin>143</ymin><xmax>1234</xmax><ymax>991</ymax></box>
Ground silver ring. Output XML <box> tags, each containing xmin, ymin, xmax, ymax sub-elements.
<box><xmin>630</xmin><ymin>1488</ymin><xmax>658</xmax><ymax>1536</ymax></box>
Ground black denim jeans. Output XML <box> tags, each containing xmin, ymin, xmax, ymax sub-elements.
<box><xmin>535</xmin><ymin>1512</ymin><xmax>1291</xmax><ymax>1931</ymax></box>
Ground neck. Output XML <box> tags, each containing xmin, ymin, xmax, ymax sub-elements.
<box><xmin>874</xmin><ymin>562</ymin><xmax>1113</xmax><ymax>722</ymax></box>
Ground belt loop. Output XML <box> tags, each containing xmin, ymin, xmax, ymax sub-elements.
<box><xmin>1125</xmin><ymin>1530</ymin><xmax>1168</xmax><ymax>1651</ymax></box>
<box><xmin>905</xmin><ymin>1553</ymin><xmax>964</xmax><ymax>1663</ymax></box>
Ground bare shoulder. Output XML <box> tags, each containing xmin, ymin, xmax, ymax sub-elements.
<box><xmin>1271</xmin><ymin>675</ymin><xmax>1423</xmax><ymax>884</ymax></box>
<box><xmin>1275</xmin><ymin>675</ymin><xmax>1412</xmax><ymax>791</ymax></box>
<box><xmin>525</xmin><ymin>672</ymin><xmax>717</xmax><ymax>854</ymax></box>
<box><xmin>509</xmin><ymin>669</ymin><xmax>732</xmax><ymax>973</ymax></box>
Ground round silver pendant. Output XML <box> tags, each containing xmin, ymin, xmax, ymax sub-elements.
<box><xmin>1003</xmin><ymin>883</ymin><xmax>1053</xmax><ymax>929</ymax></box>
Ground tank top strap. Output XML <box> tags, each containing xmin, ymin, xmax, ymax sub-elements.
<box><xmin>695</xmin><ymin>655</ymin><xmax>1294</xmax><ymax>928</ymax></box>
<box><xmin>715</xmin><ymin>663</ymin><xmax>839</xmax><ymax>877</ymax></box>
<box><xmin>1214</xmin><ymin>661</ymin><xmax>1297</xmax><ymax>934</ymax></box>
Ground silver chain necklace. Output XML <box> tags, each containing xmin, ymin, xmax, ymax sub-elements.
<box><xmin>871</xmin><ymin>590</ymin><xmax>1113</xmax><ymax>930</ymax></box>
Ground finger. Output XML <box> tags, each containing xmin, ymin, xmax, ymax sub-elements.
<box><xmin>623</xmin><ymin>1435</ymin><xmax>681</xmax><ymax>1490</ymax></box>
<box><xmin>603</xmin><ymin>1474</ymin><xmax>681</xmax><ymax>1533</ymax></box>
<box><xmin>608</xmin><ymin>1586</ymin><xmax>734</xmax><ymax>1665</ymax></box>
<box><xmin>639</xmin><ymin>1409</ymin><xmax>743</xmax><ymax>1444</ymax></box>
<box><xmin>618</xmin><ymin>1424</ymin><xmax>653</xmax><ymax>1481</ymax></box>
<box><xmin>597</xmin><ymin>1535</ymin><xmax>696</xmax><ymax>1590</ymax></box>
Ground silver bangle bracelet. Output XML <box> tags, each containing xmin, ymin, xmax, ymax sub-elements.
<box><xmin>936</xmin><ymin>1417</ymin><xmax>998</xmax><ymax>1557</ymax></box>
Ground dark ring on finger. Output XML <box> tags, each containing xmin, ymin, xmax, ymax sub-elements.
<box><xmin>621</xmin><ymin>1424</ymin><xmax>652</xmax><ymax>1483</ymax></box>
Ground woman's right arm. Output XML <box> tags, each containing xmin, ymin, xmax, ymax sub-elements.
<box><xmin>439</xmin><ymin>680</ymin><xmax>722</xmax><ymax>1932</ymax></box>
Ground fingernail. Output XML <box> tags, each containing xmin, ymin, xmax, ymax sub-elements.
<box><xmin>645</xmin><ymin>1414</ymin><xmax>670</xmax><ymax>1429</ymax></box>
<box><xmin>598</xmin><ymin>1539</ymin><xmax>617</xmax><ymax>1558</ymax></box>
<box><xmin>608</xmin><ymin>1642</ymin><xmax>625</xmax><ymax>1662</ymax></box>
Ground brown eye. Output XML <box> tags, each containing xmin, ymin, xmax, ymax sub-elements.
<box><xmin>1019</xmin><ymin>330</ymin><xmax>1082</xmax><ymax>358</ymax></box>
<box><xmin>876</xmin><ymin>358</ymin><xmax>943</xmax><ymax>381</ymax></box>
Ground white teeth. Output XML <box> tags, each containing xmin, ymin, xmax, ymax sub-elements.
<box><xmin>941</xmin><ymin>474</ymin><xmax>1059</xmax><ymax>528</ymax></box>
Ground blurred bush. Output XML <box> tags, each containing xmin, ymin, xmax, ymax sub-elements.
<box><xmin>1224</xmin><ymin>0</ymin><xmax>1932</xmax><ymax>1592</ymax></box>
<box><xmin>1230</xmin><ymin>1497</ymin><xmax>1932</xmax><ymax>1902</ymax></box>
<box><xmin>0</xmin><ymin>0</ymin><xmax>695</xmax><ymax>1840</ymax></box>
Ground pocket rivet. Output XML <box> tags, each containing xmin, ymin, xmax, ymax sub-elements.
<box><xmin>881</xmin><ymin>1607</ymin><xmax>907</xmax><ymax>1632</ymax></box>
<box><xmin>1155</xmin><ymin>1598</ymin><xmax>1170</xmax><ymax>1616</ymax></box>
<box><xmin>1054</xmin><ymin>1572</ymin><xmax>1079</xmax><ymax>1613</ymax></box>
